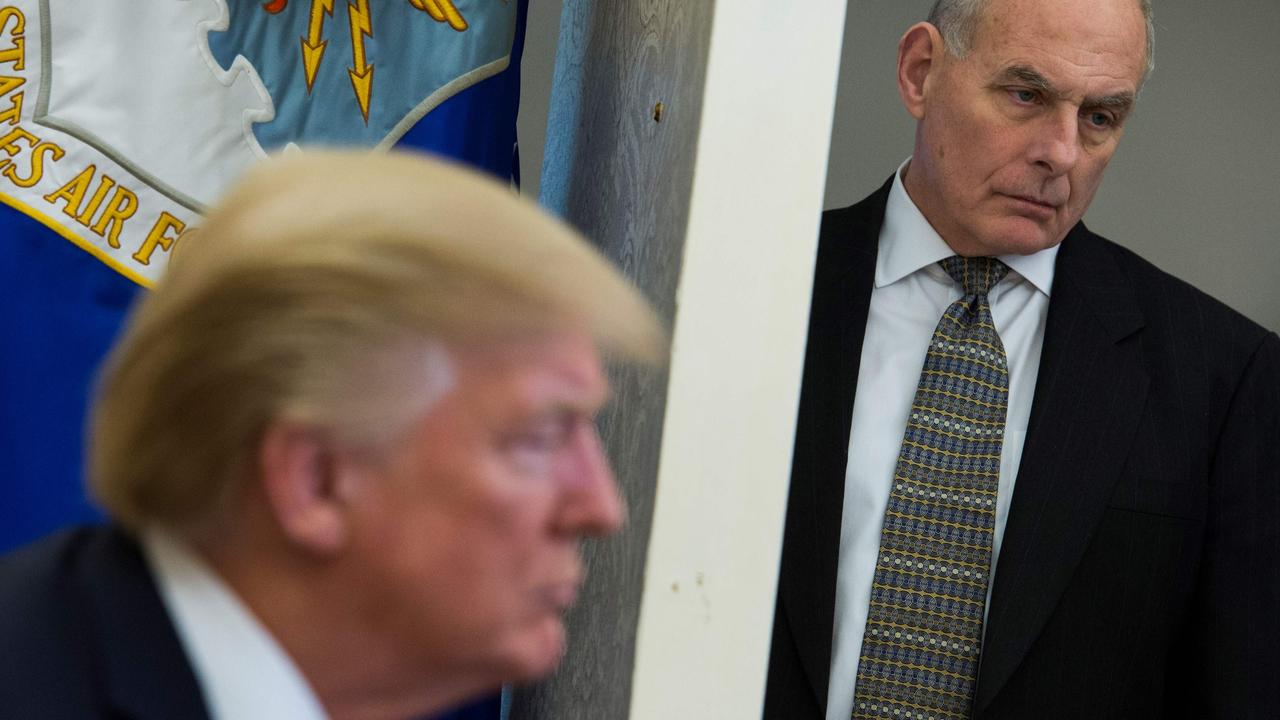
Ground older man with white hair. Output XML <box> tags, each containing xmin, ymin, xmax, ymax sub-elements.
<box><xmin>765</xmin><ymin>0</ymin><xmax>1280</xmax><ymax>717</ymax></box>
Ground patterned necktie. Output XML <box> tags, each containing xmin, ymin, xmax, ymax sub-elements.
<box><xmin>851</xmin><ymin>256</ymin><xmax>1010</xmax><ymax>720</ymax></box>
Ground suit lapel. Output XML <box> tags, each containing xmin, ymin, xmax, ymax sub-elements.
<box><xmin>778</xmin><ymin>179</ymin><xmax>889</xmax><ymax>710</ymax></box>
<box><xmin>975</xmin><ymin>224</ymin><xmax>1149</xmax><ymax>714</ymax></box>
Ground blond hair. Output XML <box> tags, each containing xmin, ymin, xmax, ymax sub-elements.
<box><xmin>90</xmin><ymin>150</ymin><xmax>664</xmax><ymax>531</ymax></box>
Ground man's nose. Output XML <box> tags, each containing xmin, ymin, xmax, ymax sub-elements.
<box><xmin>556</xmin><ymin>424</ymin><xmax>625</xmax><ymax>537</ymax></box>
<box><xmin>1030</xmin><ymin>108</ymin><xmax>1081</xmax><ymax>174</ymax></box>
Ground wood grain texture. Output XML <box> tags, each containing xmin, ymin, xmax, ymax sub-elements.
<box><xmin>509</xmin><ymin>1</ymin><xmax>714</xmax><ymax>718</ymax></box>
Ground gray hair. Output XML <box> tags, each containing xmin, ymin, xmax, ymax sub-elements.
<box><xmin>927</xmin><ymin>0</ymin><xmax>1155</xmax><ymax>80</ymax></box>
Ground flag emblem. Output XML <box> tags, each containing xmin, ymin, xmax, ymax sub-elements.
<box><xmin>0</xmin><ymin>0</ymin><xmax>517</xmax><ymax>285</ymax></box>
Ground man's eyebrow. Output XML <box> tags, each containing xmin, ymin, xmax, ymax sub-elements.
<box><xmin>539</xmin><ymin>388</ymin><xmax>613</xmax><ymax>420</ymax></box>
<box><xmin>998</xmin><ymin>65</ymin><xmax>1056</xmax><ymax>94</ymax></box>
<box><xmin>1088</xmin><ymin>92</ymin><xmax>1137</xmax><ymax>115</ymax></box>
<box><xmin>997</xmin><ymin>64</ymin><xmax>1136</xmax><ymax>115</ymax></box>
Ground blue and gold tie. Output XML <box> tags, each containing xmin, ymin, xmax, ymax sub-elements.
<box><xmin>851</xmin><ymin>256</ymin><xmax>1010</xmax><ymax>720</ymax></box>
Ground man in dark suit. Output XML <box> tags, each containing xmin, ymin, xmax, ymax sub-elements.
<box><xmin>765</xmin><ymin>0</ymin><xmax>1280</xmax><ymax>718</ymax></box>
<box><xmin>0</xmin><ymin>150</ymin><xmax>664</xmax><ymax>719</ymax></box>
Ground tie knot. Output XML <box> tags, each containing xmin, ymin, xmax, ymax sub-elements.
<box><xmin>940</xmin><ymin>256</ymin><xmax>1010</xmax><ymax>296</ymax></box>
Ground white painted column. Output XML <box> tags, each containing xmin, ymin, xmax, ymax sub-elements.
<box><xmin>628</xmin><ymin>3</ymin><xmax>849</xmax><ymax>719</ymax></box>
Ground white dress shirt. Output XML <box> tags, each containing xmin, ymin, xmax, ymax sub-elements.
<box><xmin>824</xmin><ymin>165</ymin><xmax>1059</xmax><ymax>720</ymax></box>
<box><xmin>142</xmin><ymin>529</ymin><xmax>329</xmax><ymax>720</ymax></box>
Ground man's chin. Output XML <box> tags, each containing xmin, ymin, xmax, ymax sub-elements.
<box><xmin>500</xmin><ymin>618</ymin><xmax>568</xmax><ymax>682</ymax></box>
<box><xmin>981</xmin><ymin>219</ymin><xmax>1067</xmax><ymax>256</ymax></box>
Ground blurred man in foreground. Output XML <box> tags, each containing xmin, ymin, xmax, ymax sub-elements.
<box><xmin>0</xmin><ymin>150</ymin><xmax>664</xmax><ymax>719</ymax></box>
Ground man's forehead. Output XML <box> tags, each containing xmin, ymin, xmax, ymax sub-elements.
<box><xmin>966</xmin><ymin>0</ymin><xmax>1148</xmax><ymax>90</ymax></box>
<box><xmin>974</xmin><ymin>0</ymin><xmax>1145</xmax><ymax>45</ymax></box>
<box><xmin>976</xmin><ymin>0</ymin><xmax>1143</xmax><ymax>29</ymax></box>
<box><xmin>454</xmin><ymin>332</ymin><xmax>608</xmax><ymax>408</ymax></box>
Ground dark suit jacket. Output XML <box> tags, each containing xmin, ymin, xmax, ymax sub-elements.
<box><xmin>764</xmin><ymin>179</ymin><xmax>1280</xmax><ymax>719</ymax></box>
<box><xmin>0</xmin><ymin>526</ymin><xmax>212</xmax><ymax>719</ymax></box>
<box><xmin>0</xmin><ymin>526</ymin><xmax>498</xmax><ymax>720</ymax></box>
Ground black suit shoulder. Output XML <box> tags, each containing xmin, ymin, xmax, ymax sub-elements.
<box><xmin>0</xmin><ymin>526</ymin><xmax>210</xmax><ymax>720</ymax></box>
<box><xmin>1095</xmin><ymin>231</ymin><xmax>1274</xmax><ymax>357</ymax></box>
<box><xmin>0</xmin><ymin>529</ymin><xmax>104</xmax><ymax>716</ymax></box>
<box><xmin>1075</xmin><ymin>227</ymin><xmax>1277</xmax><ymax>444</ymax></box>
<box><xmin>814</xmin><ymin>182</ymin><xmax>891</xmax><ymax>262</ymax></box>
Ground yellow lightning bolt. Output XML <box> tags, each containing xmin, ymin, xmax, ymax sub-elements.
<box><xmin>301</xmin><ymin>0</ymin><xmax>335</xmax><ymax>94</ymax></box>
<box><xmin>347</xmin><ymin>0</ymin><xmax>374</xmax><ymax>124</ymax></box>
<box><xmin>409</xmin><ymin>0</ymin><xmax>469</xmax><ymax>31</ymax></box>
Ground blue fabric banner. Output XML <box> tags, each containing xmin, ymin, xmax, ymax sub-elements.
<box><xmin>0</xmin><ymin>0</ymin><xmax>527</xmax><ymax>558</ymax></box>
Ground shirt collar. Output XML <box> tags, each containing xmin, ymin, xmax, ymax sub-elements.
<box><xmin>877</xmin><ymin>159</ymin><xmax>1058</xmax><ymax>296</ymax></box>
<box><xmin>142</xmin><ymin>529</ymin><xmax>329</xmax><ymax>720</ymax></box>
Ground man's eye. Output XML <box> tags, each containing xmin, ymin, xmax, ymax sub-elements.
<box><xmin>513</xmin><ymin>426</ymin><xmax>566</xmax><ymax>452</ymax></box>
<box><xmin>1085</xmin><ymin>111</ymin><xmax>1114</xmax><ymax>129</ymax></box>
<box><xmin>1011</xmin><ymin>89</ymin><xmax>1038</xmax><ymax>104</ymax></box>
<box><xmin>507</xmin><ymin>416</ymin><xmax>577</xmax><ymax>455</ymax></box>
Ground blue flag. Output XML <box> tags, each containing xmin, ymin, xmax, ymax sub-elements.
<box><xmin>0</xmin><ymin>0</ymin><xmax>527</xmax><ymax>558</ymax></box>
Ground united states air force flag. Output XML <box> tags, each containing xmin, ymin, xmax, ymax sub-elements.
<box><xmin>0</xmin><ymin>0</ymin><xmax>527</xmax><ymax>556</ymax></box>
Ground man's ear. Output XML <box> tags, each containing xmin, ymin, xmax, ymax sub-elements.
<box><xmin>258</xmin><ymin>421</ymin><xmax>353</xmax><ymax>557</ymax></box>
<box><xmin>897</xmin><ymin>22</ymin><xmax>945</xmax><ymax>121</ymax></box>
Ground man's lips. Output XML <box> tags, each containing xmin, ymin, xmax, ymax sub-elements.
<box><xmin>542</xmin><ymin>573</ymin><xmax>583</xmax><ymax>611</ymax></box>
<box><xmin>1001</xmin><ymin>192</ymin><xmax>1059</xmax><ymax>218</ymax></box>
<box><xmin>544</xmin><ymin>581</ymin><xmax>580</xmax><ymax>610</ymax></box>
